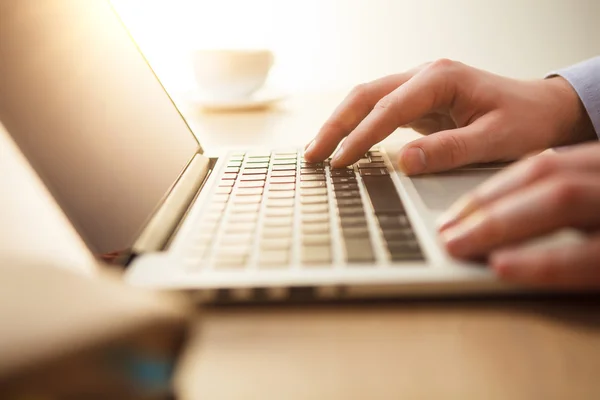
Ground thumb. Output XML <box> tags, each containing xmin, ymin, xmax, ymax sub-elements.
<box><xmin>398</xmin><ymin>119</ymin><xmax>494</xmax><ymax>175</ymax></box>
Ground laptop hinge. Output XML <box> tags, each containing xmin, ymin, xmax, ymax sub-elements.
<box><xmin>132</xmin><ymin>154</ymin><xmax>211</xmax><ymax>255</ymax></box>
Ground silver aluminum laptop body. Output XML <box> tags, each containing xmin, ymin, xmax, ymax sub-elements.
<box><xmin>1</xmin><ymin>0</ymin><xmax>543</xmax><ymax>303</ymax></box>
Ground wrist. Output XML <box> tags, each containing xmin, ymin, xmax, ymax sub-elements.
<box><xmin>544</xmin><ymin>76</ymin><xmax>596</xmax><ymax>146</ymax></box>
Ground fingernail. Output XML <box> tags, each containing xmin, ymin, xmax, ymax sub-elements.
<box><xmin>399</xmin><ymin>147</ymin><xmax>427</xmax><ymax>175</ymax></box>
<box><xmin>330</xmin><ymin>145</ymin><xmax>345</xmax><ymax>167</ymax></box>
<box><xmin>440</xmin><ymin>212</ymin><xmax>485</xmax><ymax>258</ymax></box>
<box><xmin>304</xmin><ymin>139</ymin><xmax>316</xmax><ymax>156</ymax></box>
<box><xmin>436</xmin><ymin>195</ymin><xmax>477</xmax><ymax>231</ymax></box>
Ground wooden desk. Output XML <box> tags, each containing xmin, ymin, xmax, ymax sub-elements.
<box><xmin>174</xmin><ymin>93</ymin><xmax>600</xmax><ymax>399</ymax></box>
<box><xmin>179</xmin><ymin>298</ymin><xmax>600</xmax><ymax>399</ymax></box>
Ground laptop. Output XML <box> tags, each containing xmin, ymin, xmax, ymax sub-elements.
<box><xmin>0</xmin><ymin>0</ymin><xmax>529</xmax><ymax>303</ymax></box>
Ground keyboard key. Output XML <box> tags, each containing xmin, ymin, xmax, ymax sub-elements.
<box><xmin>334</xmin><ymin>190</ymin><xmax>361</xmax><ymax>199</ymax></box>
<box><xmin>240</xmin><ymin>174</ymin><xmax>267</xmax><ymax>181</ymax></box>
<box><xmin>273</xmin><ymin>153</ymin><xmax>298</xmax><ymax>159</ymax></box>
<box><xmin>300</xmin><ymin>181</ymin><xmax>327</xmax><ymax>189</ymax></box>
<box><xmin>230</xmin><ymin>203</ymin><xmax>261</xmax><ymax>213</ymax></box>
<box><xmin>331</xmin><ymin>176</ymin><xmax>356</xmax><ymax>183</ymax></box>
<box><xmin>335</xmin><ymin>198</ymin><xmax>363</xmax><ymax>207</ymax></box>
<box><xmin>386</xmin><ymin>240</ymin><xmax>421</xmax><ymax>253</ymax></box>
<box><xmin>272</xmin><ymin>159</ymin><xmax>297</xmax><ymax>165</ymax></box>
<box><xmin>370</xmin><ymin>156</ymin><xmax>384</xmax><ymax>162</ymax></box>
<box><xmin>386</xmin><ymin>240</ymin><xmax>424</xmax><ymax>262</ymax></box>
<box><xmin>390</xmin><ymin>253</ymin><xmax>424</xmax><ymax>262</ymax></box>
<box><xmin>301</xmin><ymin>168</ymin><xmax>325</xmax><ymax>175</ymax></box>
<box><xmin>302</xmin><ymin>222</ymin><xmax>330</xmax><ymax>234</ymax></box>
<box><xmin>301</xmin><ymin>175</ymin><xmax>326</xmax><ymax>181</ymax></box>
<box><xmin>224</xmin><ymin>167</ymin><xmax>240</xmax><ymax>174</ymax></box>
<box><xmin>223</xmin><ymin>222</ymin><xmax>256</xmax><ymax>234</ymax></box>
<box><xmin>227</xmin><ymin>160</ymin><xmax>242</xmax><ymax>167</ymax></box>
<box><xmin>359</xmin><ymin>168</ymin><xmax>388</xmax><ymax>176</ymax></box>
<box><xmin>261</xmin><ymin>238</ymin><xmax>292</xmax><ymax>250</ymax></box>
<box><xmin>330</xmin><ymin>169</ymin><xmax>355</xmax><ymax>177</ymax></box>
<box><xmin>264</xmin><ymin>217</ymin><xmax>293</xmax><ymax>227</ymax></box>
<box><xmin>301</xmin><ymin>203</ymin><xmax>329</xmax><ymax>214</ymax></box>
<box><xmin>301</xmin><ymin>245</ymin><xmax>331</xmax><ymax>264</ymax></box>
<box><xmin>302</xmin><ymin>213</ymin><xmax>329</xmax><ymax>224</ymax></box>
<box><xmin>300</xmin><ymin>195</ymin><xmax>328</xmax><ymax>204</ymax></box>
<box><xmin>215</xmin><ymin>186</ymin><xmax>232</xmax><ymax>195</ymax></box>
<box><xmin>229</xmin><ymin>213</ymin><xmax>258</xmax><ymax>223</ymax></box>
<box><xmin>229</xmin><ymin>154</ymin><xmax>244</xmax><ymax>161</ymax></box>
<box><xmin>236</xmin><ymin>187</ymin><xmax>264</xmax><ymax>196</ymax></box>
<box><xmin>237</xmin><ymin>181</ymin><xmax>265</xmax><ymax>188</ymax></box>
<box><xmin>271</xmin><ymin>170</ymin><xmax>296</xmax><ymax>177</ymax></box>
<box><xmin>272</xmin><ymin>164</ymin><xmax>297</xmax><ymax>171</ymax></box>
<box><xmin>220</xmin><ymin>232</ymin><xmax>254</xmax><ymax>244</ymax></box>
<box><xmin>242</xmin><ymin>168</ymin><xmax>268</xmax><ymax>175</ymax></box>
<box><xmin>368</xmin><ymin>150</ymin><xmax>382</xmax><ymax>157</ymax></box>
<box><xmin>358</xmin><ymin>162</ymin><xmax>387</xmax><ymax>169</ymax></box>
<box><xmin>246</xmin><ymin>157</ymin><xmax>270</xmax><ymax>164</ymax></box>
<box><xmin>221</xmin><ymin>172</ymin><xmax>238</xmax><ymax>180</ymax></box>
<box><xmin>266</xmin><ymin>198</ymin><xmax>294</xmax><ymax>208</ymax></box>
<box><xmin>233</xmin><ymin>195</ymin><xmax>263</xmax><ymax>204</ymax></box>
<box><xmin>302</xmin><ymin>233</ymin><xmax>331</xmax><ymax>245</ymax></box>
<box><xmin>339</xmin><ymin>216</ymin><xmax>368</xmax><ymax>227</ymax></box>
<box><xmin>244</xmin><ymin>162</ymin><xmax>269</xmax><ymax>169</ymax></box>
<box><xmin>362</xmin><ymin>176</ymin><xmax>404</xmax><ymax>214</ymax></box>
<box><xmin>377</xmin><ymin>214</ymin><xmax>410</xmax><ymax>229</ymax></box>
<box><xmin>341</xmin><ymin>226</ymin><xmax>370</xmax><ymax>238</ymax></box>
<box><xmin>301</xmin><ymin>162</ymin><xmax>324</xmax><ymax>168</ymax></box>
<box><xmin>333</xmin><ymin>182</ymin><xmax>359</xmax><ymax>191</ymax></box>
<box><xmin>208</xmin><ymin>203</ymin><xmax>227</xmax><ymax>212</ymax></box>
<box><xmin>270</xmin><ymin>176</ymin><xmax>296</xmax><ymax>184</ymax></box>
<box><xmin>265</xmin><ymin>207</ymin><xmax>294</xmax><ymax>217</ymax></box>
<box><xmin>338</xmin><ymin>207</ymin><xmax>364</xmax><ymax>216</ymax></box>
<box><xmin>269</xmin><ymin>183</ymin><xmax>295</xmax><ymax>191</ymax></box>
<box><xmin>343</xmin><ymin>238</ymin><xmax>375</xmax><ymax>263</ymax></box>
<box><xmin>383</xmin><ymin>229</ymin><xmax>415</xmax><ymax>241</ymax></box>
<box><xmin>267</xmin><ymin>190</ymin><xmax>295</xmax><ymax>199</ymax></box>
<box><xmin>211</xmin><ymin>193</ymin><xmax>230</xmax><ymax>203</ymax></box>
<box><xmin>262</xmin><ymin>226</ymin><xmax>293</xmax><ymax>238</ymax></box>
<box><xmin>300</xmin><ymin>187</ymin><xmax>328</xmax><ymax>196</ymax></box>
<box><xmin>219</xmin><ymin>179</ymin><xmax>235</xmax><ymax>187</ymax></box>
<box><xmin>258</xmin><ymin>250</ymin><xmax>289</xmax><ymax>267</ymax></box>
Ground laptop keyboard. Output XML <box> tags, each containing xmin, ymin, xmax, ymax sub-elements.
<box><xmin>184</xmin><ymin>149</ymin><xmax>424</xmax><ymax>270</ymax></box>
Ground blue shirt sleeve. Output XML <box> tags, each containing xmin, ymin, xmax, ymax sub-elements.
<box><xmin>548</xmin><ymin>57</ymin><xmax>600</xmax><ymax>140</ymax></box>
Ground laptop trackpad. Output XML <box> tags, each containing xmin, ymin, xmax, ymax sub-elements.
<box><xmin>410</xmin><ymin>169</ymin><xmax>500</xmax><ymax>211</ymax></box>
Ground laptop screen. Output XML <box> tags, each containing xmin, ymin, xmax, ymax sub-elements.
<box><xmin>0</xmin><ymin>0</ymin><xmax>200</xmax><ymax>255</ymax></box>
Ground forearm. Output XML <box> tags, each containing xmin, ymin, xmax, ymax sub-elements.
<box><xmin>547</xmin><ymin>57</ymin><xmax>600</xmax><ymax>144</ymax></box>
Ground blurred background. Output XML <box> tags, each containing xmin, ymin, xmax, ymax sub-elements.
<box><xmin>111</xmin><ymin>0</ymin><xmax>600</xmax><ymax>96</ymax></box>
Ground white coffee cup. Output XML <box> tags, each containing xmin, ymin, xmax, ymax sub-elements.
<box><xmin>191</xmin><ymin>49</ymin><xmax>274</xmax><ymax>100</ymax></box>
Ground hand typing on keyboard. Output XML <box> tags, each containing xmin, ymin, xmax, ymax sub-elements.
<box><xmin>303</xmin><ymin>59</ymin><xmax>594</xmax><ymax>174</ymax></box>
<box><xmin>304</xmin><ymin>58</ymin><xmax>600</xmax><ymax>288</ymax></box>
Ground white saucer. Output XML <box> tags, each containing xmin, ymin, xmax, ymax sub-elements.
<box><xmin>186</xmin><ymin>88</ymin><xmax>288</xmax><ymax>112</ymax></box>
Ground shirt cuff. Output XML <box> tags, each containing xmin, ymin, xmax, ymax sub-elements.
<box><xmin>547</xmin><ymin>56</ymin><xmax>600</xmax><ymax>140</ymax></box>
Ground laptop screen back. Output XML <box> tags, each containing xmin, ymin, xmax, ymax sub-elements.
<box><xmin>0</xmin><ymin>0</ymin><xmax>200</xmax><ymax>255</ymax></box>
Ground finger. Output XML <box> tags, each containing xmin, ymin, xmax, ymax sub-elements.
<box><xmin>330</xmin><ymin>59</ymin><xmax>468</xmax><ymax>167</ymax></box>
<box><xmin>403</xmin><ymin>112</ymin><xmax>457</xmax><ymax>135</ymax></box>
<box><xmin>303</xmin><ymin>71</ymin><xmax>418</xmax><ymax>162</ymax></box>
<box><xmin>440</xmin><ymin>173</ymin><xmax>600</xmax><ymax>259</ymax></box>
<box><xmin>396</xmin><ymin>114</ymin><xmax>497</xmax><ymax>175</ymax></box>
<box><xmin>438</xmin><ymin>142</ymin><xmax>600</xmax><ymax>230</ymax></box>
<box><xmin>490</xmin><ymin>233</ymin><xmax>600</xmax><ymax>288</ymax></box>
